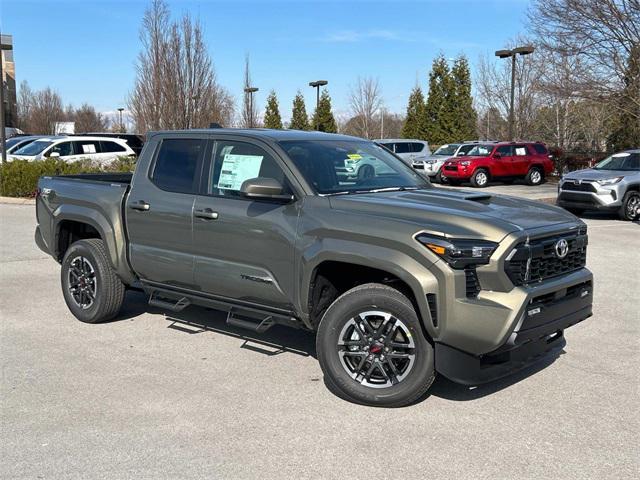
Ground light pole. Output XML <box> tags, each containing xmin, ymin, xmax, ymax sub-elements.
<box><xmin>309</xmin><ymin>80</ymin><xmax>328</xmax><ymax>130</ymax></box>
<box><xmin>495</xmin><ymin>45</ymin><xmax>534</xmax><ymax>141</ymax></box>
<box><xmin>117</xmin><ymin>107</ymin><xmax>124</xmax><ymax>133</ymax></box>
<box><xmin>0</xmin><ymin>36</ymin><xmax>14</xmax><ymax>164</ymax></box>
<box><xmin>244</xmin><ymin>87</ymin><xmax>258</xmax><ymax>128</ymax></box>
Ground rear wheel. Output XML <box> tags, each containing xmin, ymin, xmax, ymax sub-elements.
<box><xmin>619</xmin><ymin>191</ymin><xmax>640</xmax><ymax>221</ymax></box>
<box><xmin>61</xmin><ymin>239</ymin><xmax>125</xmax><ymax>323</ymax></box>
<box><xmin>316</xmin><ymin>283</ymin><xmax>435</xmax><ymax>407</ymax></box>
<box><xmin>526</xmin><ymin>167</ymin><xmax>544</xmax><ymax>186</ymax></box>
<box><xmin>470</xmin><ymin>169</ymin><xmax>489</xmax><ymax>188</ymax></box>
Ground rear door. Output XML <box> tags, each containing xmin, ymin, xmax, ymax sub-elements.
<box><xmin>191</xmin><ymin>136</ymin><xmax>300</xmax><ymax>310</ymax></box>
<box><xmin>126</xmin><ymin>136</ymin><xmax>207</xmax><ymax>289</ymax></box>
<box><xmin>511</xmin><ymin>144</ymin><xmax>530</xmax><ymax>176</ymax></box>
<box><xmin>492</xmin><ymin>145</ymin><xmax>514</xmax><ymax>177</ymax></box>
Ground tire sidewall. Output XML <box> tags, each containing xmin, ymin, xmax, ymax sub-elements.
<box><xmin>472</xmin><ymin>169</ymin><xmax>489</xmax><ymax>188</ymax></box>
<box><xmin>620</xmin><ymin>191</ymin><xmax>640</xmax><ymax>221</ymax></box>
<box><xmin>317</xmin><ymin>286</ymin><xmax>434</xmax><ymax>407</ymax></box>
<box><xmin>61</xmin><ymin>241</ymin><xmax>110</xmax><ymax>323</ymax></box>
<box><xmin>527</xmin><ymin>167</ymin><xmax>543</xmax><ymax>185</ymax></box>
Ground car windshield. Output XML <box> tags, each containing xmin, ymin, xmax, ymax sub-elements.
<box><xmin>593</xmin><ymin>152</ymin><xmax>640</xmax><ymax>171</ymax></box>
<box><xmin>466</xmin><ymin>144</ymin><xmax>494</xmax><ymax>156</ymax></box>
<box><xmin>13</xmin><ymin>140</ymin><xmax>53</xmax><ymax>156</ymax></box>
<box><xmin>433</xmin><ymin>144</ymin><xmax>460</xmax><ymax>156</ymax></box>
<box><xmin>279</xmin><ymin>139</ymin><xmax>429</xmax><ymax>195</ymax></box>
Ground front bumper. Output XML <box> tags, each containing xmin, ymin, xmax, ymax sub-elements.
<box><xmin>435</xmin><ymin>276</ymin><xmax>592</xmax><ymax>385</ymax></box>
<box><xmin>440</xmin><ymin>164</ymin><xmax>471</xmax><ymax>180</ymax></box>
<box><xmin>412</xmin><ymin>161</ymin><xmax>441</xmax><ymax>177</ymax></box>
<box><xmin>557</xmin><ymin>180</ymin><xmax>623</xmax><ymax>210</ymax></box>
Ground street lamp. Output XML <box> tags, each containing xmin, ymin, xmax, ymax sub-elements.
<box><xmin>309</xmin><ymin>80</ymin><xmax>328</xmax><ymax>130</ymax></box>
<box><xmin>117</xmin><ymin>107</ymin><xmax>124</xmax><ymax>132</ymax></box>
<box><xmin>495</xmin><ymin>45</ymin><xmax>534</xmax><ymax>141</ymax></box>
<box><xmin>0</xmin><ymin>35</ymin><xmax>14</xmax><ymax>164</ymax></box>
<box><xmin>244</xmin><ymin>87</ymin><xmax>258</xmax><ymax>128</ymax></box>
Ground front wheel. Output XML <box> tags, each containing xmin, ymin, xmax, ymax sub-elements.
<box><xmin>316</xmin><ymin>283</ymin><xmax>435</xmax><ymax>407</ymax></box>
<box><xmin>61</xmin><ymin>239</ymin><xmax>126</xmax><ymax>323</ymax></box>
<box><xmin>619</xmin><ymin>191</ymin><xmax>640</xmax><ymax>221</ymax></box>
<box><xmin>470</xmin><ymin>169</ymin><xmax>489</xmax><ymax>188</ymax></box>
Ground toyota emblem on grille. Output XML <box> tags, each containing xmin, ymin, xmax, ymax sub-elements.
<box><xmin>555</xmin><ymin>238</ymin><xmax>569</xmax><ymax>259</ymax></box>
<box><xmin>573</xmin><ymin>179</ymin><xmax>581</xmax><ymax>185</ymax></box>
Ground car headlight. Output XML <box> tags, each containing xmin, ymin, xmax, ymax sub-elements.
<box><xmin>416</xmin><ymin>234</ymin><xmax>498</xmax><ymax>269</ymax></box>
<box><xmin>596</xmin><ymin>176</ymin><xmax>623</xmax><ymax>186</ymax></box>
<box><xmin>459</xmin><ymin>161</ymin><xmax>471</xmax><ymax>166</ymax></box>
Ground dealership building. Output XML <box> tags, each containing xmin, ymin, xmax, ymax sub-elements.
<box><xmin>1</xmin><ymin>34</ymin><xmax>17</xmax><ymax>128</ymax></box>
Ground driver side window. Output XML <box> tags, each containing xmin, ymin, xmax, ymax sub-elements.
<box><xmin>496</xmin><ymin>145</ymin><xmax>512</xmax><ymax>157</ymax></box>
<box><xmin>48</xmin><ymin>141</ymin><xmax>74</xmax><ymax>157</ymax></box>
<box><xmin>209</xmin><ymin>140</ymin><xmax>291</xmax><ymax>197</ymax></box>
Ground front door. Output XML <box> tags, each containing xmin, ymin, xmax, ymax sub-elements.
<box><xmin>126</xmin><ymin>136</ymin><xmax>207</xmax><ymax>289</ymax></box>
<box><xmin>192</xmin><ymin>138</ymin><xmax>300</xmax><ymax>310</ymax></box>
<box><xmin>492</xmin><ymin>145</ymin><xmax>514</xmax><ymax>177</ymax></box>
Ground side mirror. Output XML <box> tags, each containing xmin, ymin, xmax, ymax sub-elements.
<box><xmin>49</xmin><ymin>152</ymin><xmax>61</xmax><ymax>158</ymax></box>
<box><xmin>458</xmin><ymin>152</ymin><xmax>466</xmax><ymax>156</ymax></box>
<box><xmin>240</xmin><ymin>177</ymin><xmax>293</xmax><ymax>202</ymax></box>
<box><xmin>493</xmin><ymin>153</ymin><xmax>501</xmax><ymax>159</ymax></box>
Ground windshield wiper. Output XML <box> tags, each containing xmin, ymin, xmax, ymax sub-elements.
<box><xmin>326</xmin><ymin>186</ymin><xmax>421</xmax><ymax>195</ymax></box>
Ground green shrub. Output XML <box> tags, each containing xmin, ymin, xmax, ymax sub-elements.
<box><xmin>0</xmin><ymin>156</ymin><xmax>137</xmax><ymax>197</ymax></box>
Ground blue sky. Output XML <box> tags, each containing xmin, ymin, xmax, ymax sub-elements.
<box><xmin>2</xmin><ymin>0</ymin><xmax>530</xmax><ymax>122</ymax></box>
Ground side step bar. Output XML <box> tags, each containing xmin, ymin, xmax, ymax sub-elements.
<box><xmin>226</xmin><ymin>310</ymin><xmax>276</xmax><ymax>333</ymax></box>
<box><xmin>148</xmin><ymin>292</ymin><xmax>191</xmax><ymax>312</ymax></box>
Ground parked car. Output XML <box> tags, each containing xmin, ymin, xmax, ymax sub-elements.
<box><xmin>441</xmin><ymin>141</ymin><xmax>553</xmax><ymax>187</ymax></box>
<box><xmin>557</xmin><ymin>149</ymin><xmax>640</xmax><ymax>221</ymax></box>
<box><xmin>34</xmin><ymin>129</ymin><xmax>593</xmax><ymax>407</ymax></box>
<box><xmin>375</xmin><ymin>139</ymin><xmax>431</xmax><ymax>167</ymax></box>
<box><xmin>75</xmin><ymin>132</ymin><xmax>145</xmax><ymax>157</ymax></box>
<box><xmin>1</xmin><ymin>135</ymin><xmax>45</xmax><ymax>154</ymax></box>
<box><xmin>8</xmin><ymin>136</ymin><xmax>135</xmax><ymax>164</ymax></box>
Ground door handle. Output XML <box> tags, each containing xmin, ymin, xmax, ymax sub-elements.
<box><xmin>194</xmin><ymin>208</ymin><xmax>219</xmax><ymax>220</ymax></box>
<box><xmin>130</xmin><ymin>200</ymin><xmax>150</xmax><ymax>211</ymax></box>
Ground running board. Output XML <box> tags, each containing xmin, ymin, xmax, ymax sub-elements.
<box><xmin>148</xmin><ymin>292</ymin><xmax>191</xmax><ymax>312</ymax></box>
<box><xmin>226</xmin><ymin>310</ymin><xmax>276</xmax><ymax>333</ymax></box>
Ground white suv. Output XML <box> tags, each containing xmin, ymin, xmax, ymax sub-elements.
<box><xmin>8</xmin><ymin>136</ymin><xmax>135</xmax><ymax>165</ymax></box>
<box><xmin>375</xmin><ymin>139</ymin><xmax>431</xmax><ymax>166</ymax></box>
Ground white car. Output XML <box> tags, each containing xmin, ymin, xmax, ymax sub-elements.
<box><xmin>374</xmin><ymin>139</ymin><xmax>431</xmax><ymax>167</ymax></box>
<box><xmin>8</xmin><ymin>136</ymin><xmax>135</xmax><ymax>165</ymax></box>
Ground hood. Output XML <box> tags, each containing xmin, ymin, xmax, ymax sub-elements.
<box><xmin>329</xmin><ymin>187</ymin><xmax>579</xmax><ymax>242</ymax></box>
<box><xmin>426</xmin><ymin>154</ymin><xmax>452</xmax><ymax>162</ymax></box>
<box><xmin>563</xmin><ymin>168</ymin><xmax>636</xmax><ymax>181</ymax></box>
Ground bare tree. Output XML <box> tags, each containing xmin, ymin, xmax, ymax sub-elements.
<box><xmin>129</xmin><ymin>0</ymin><xmax>234</xmax><ymax>132</ymax></box>
<box><xmin>16</xmin><ymin>81</ymin><xmax>64</xmax><ymax>134</ymax></box>
<box><xmin>73</xmin><ymin>103</ymin><xmax>109</xmax><ymax>132</ymax></box>
<box><xmin>240</xmin><ymin>55</ymin><xmax>259</xmax><ymax>128</ymax></box>
<box><xmin>347</xmin><ymin>77</ymin><xmax>382</xmax><ymax>139</ymax></box>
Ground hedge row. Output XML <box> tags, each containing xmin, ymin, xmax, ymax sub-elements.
<box><xmin>0</xmin><ymin>156</ymin><xmax>137</xmax><ymax>197</ymax></box>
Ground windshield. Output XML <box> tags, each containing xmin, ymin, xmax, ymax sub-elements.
<box><xmin>13</xmin><ymin>140</ymin><xmax>53</xmax><ymax>156</ymax></box>
<box><xmin>279</xmin><ymin>140</ymin><xmax>429</xmax><ymax>195</ymax></box>
<box><xmin>593</xmin><ymin>152</ymin><xmax>640</xmax><ymax>171</ymax></box>
<box><xmin>433</xmin><ymin>144</ymin><xmax>460</xmax><ymax>156</ymax></box>
<box><xmin>466</xmin><ymin>144</ymin><xmax>494</xmax><ymax>157</ymax></box>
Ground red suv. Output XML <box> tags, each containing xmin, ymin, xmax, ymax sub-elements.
<box><xmin>441</xmin><ymin>142</ymin><xmax>553</xmax><ymax>188</ymax></box>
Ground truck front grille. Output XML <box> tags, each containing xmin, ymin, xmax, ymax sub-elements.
<box><xmin>465</xmin><ymin>266</ymin><xmax>481</xmax><ymax>298</ymax></box>
<box><xmin>505</xmin><ymin>228</ymin><xmax>588</xmax><ymax>286</ymax></box>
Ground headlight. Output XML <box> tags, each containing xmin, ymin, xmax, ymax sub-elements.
<box><xmin>596</xmin><ymin>176</ymin><xmax>623</xmax><ymax>186</ymax></box>
<box><xmin>459</xmin><ymin>161</ymin><xmax>471</xmax><ymax>166</ymax></box>
<box><xmin>416</xmin><ymin>234</ymin><xmax>498</xmax><ymax>269</ymax></box>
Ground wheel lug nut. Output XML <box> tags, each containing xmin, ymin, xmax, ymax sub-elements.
<box><xmin>384</xmin><ymin>347</ymin><xmax>389</xmax><ymax>352</ymax></box>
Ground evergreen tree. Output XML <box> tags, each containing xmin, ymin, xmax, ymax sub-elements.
<box><xmin>451</xmin><ymin>55</ymin><xmax>477</xmax><ymax>140</ymax></box>
<box><xmin>263</xmin><ymin>90</ymin><xmax>283</xmax><ymax>129</ymax></box>
<box><xmin>289</xmin><ymin>91</ymin><xmax>310</xmax><ymax>130</ymax></box>
<box><xmin>608</xmin><ymin>45</ymin><xmax>640</xmax><ymax>151</ymax></box>
<box><xmin>424</xmin><ymin>55</ymin><xmax>456</xmax><ymax>145</ymax></box>
<box><xmin>311</xmin><ymin>89</ymin><xmax>337</xmax><ymax>133</ymax></box>
<box><xmin>401</xmin><ymin>86</ymin><xmax>426</xmax><ymax>139</ymax></box>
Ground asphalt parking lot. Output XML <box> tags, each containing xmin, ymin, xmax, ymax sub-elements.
<box><xmin>1</xmin><ymin>188</ymin><xmax>638</xmax><ymax>479</ymax></box>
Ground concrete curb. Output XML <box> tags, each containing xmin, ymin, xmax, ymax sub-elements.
<box><xmin>0</xmin><ymin>196</ymin><xmax>36</xmax><ymax>205</ymax></box>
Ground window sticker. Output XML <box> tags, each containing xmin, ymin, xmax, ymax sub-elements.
<box><xmin>218</xmin><ymin>154</ymin><xmax>264</xmax><ymax>190</ymax></box>
<box><xmin>347</xmin><ymin>153</ymin><xmax>362</xmax><ymax>160</ymax></box>
<box><xmin>81</xmin><ymin>143</ymin><xmax>96</xmax><ymax>154</ymax></box>
<box><xmin>515</xmin><ymin>147</ymin><xmax>527</xmax><ymax>156</ymax></box>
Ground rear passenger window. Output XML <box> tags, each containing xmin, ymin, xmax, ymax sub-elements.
<box><xmin>209</xmin><ymin>140</ymin><xmax>290</xmax><ymax>197</ymax></box>
<box><xmin>514</xmin><ymin>145</ymin><xmax>528</xmax><ymax>156</ymax></box>
<box><xmin>394</xmin><ymin>143</ymin><xmax>413</xmax><ymax>154</ymax></box>
<box><xmin>73</xmin><ymin>140</ymin><xmax>101</xmax><ymax>155</ymax></box>
<box><xmin>411</xmin><ymin>143</ymin><xmax>425</xmax><ymax>153</ymax></box>
<box><xmin>152</xmin><ymin>138</ymin><xmax>205</xmax><ymax>194</ymax></box>
<box><xmin>496</xmin><ymin>145</ymin><xmax>512</xmax><ymax>156</ymax></box>
<box><xmin>100</xmin><ymin>141</ymin><xmax>126</xmax><ymax>153</ymax></box>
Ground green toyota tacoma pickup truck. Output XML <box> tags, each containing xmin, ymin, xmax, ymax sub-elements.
<box><xmin>35</xmin><ymin>129</ymin><xmax>593</xmax><ymax>406</ymax></box>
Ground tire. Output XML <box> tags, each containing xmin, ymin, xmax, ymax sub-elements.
<box><xmin>618</xmin><ymin>191</ymin><xmax>640</xmax><ymax>221</ymax></box>
<box><xmin>470</xmin><ymin>169</ymin><xmax>489</xmax><ymax>188</ymax></box>
<box><xmin>434</xmin><ymin>171</ymin><xmax>443</xmax><ymax>184</ymax></box>
<box><xmin>61</xmin><ymin>239</ymin><xmax>126</xmax><ymax>323</ymax></box>
<box><xmin>316</xmin><ymin>283</ymin><xmax>435</xmax><ymax>407</ymax></box>
<box><xmin>358</xmin><ymin>164</ymin><xmax>375</xmax><ymax>180</ymax></box>
<box><xmin>525</xmin><ymin>167</ymin><xmax>544</xmax><ymax>186</ymax></box>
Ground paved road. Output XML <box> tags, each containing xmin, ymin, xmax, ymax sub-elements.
<box><xmin>1</xmin><ymin>196</ymin><xmax>638</xmax><ymax>479</ymax></box>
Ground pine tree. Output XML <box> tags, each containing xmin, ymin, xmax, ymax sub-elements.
<box><xmin>451</xmin><ymin>55</ymin><xmax>477</xmax><ymax>140</ymax></box>
<box><xmin>311</xmin><ymin>89</ymin><xmax>338</xmax><ymax>133</ymax></box>
<box><xmin>289</xmin><ymin>91</ymin><xmax>310</xmax><ymax>130</ymax></box>
<box><xmin>263</xmin><ymin>90</ymin><xmax>283</xmax><ymax>129</ymax></box>
<box><xmin>424</xmin><ymin>55</ymin><xmax>456</xmax><ymax>145</ymax></box>
<box><xmin>401</xmin><ymin>86</ymin><xmax>426</xmax><ymax>139</ymax></box>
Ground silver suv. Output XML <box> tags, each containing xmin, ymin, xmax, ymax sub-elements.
<box><xmin>557</xmin><ymin>149</ymin><xmax>640</xmax><ymax>220</ymax></box>
<box><xmin>375</xmin><ymin>139</ymin><xmax>431</xmax><ymax>167</ymax></box>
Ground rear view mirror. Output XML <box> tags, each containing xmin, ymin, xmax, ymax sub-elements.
<box><xmin>458</xmin><ymin>152</ymin><xmax>466</xmax><ymax>156</ymax></box>
<box><xmin>240</xmin><ymin>177</ymin><xmax>293</xmax><ymax>202</ymax></box>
